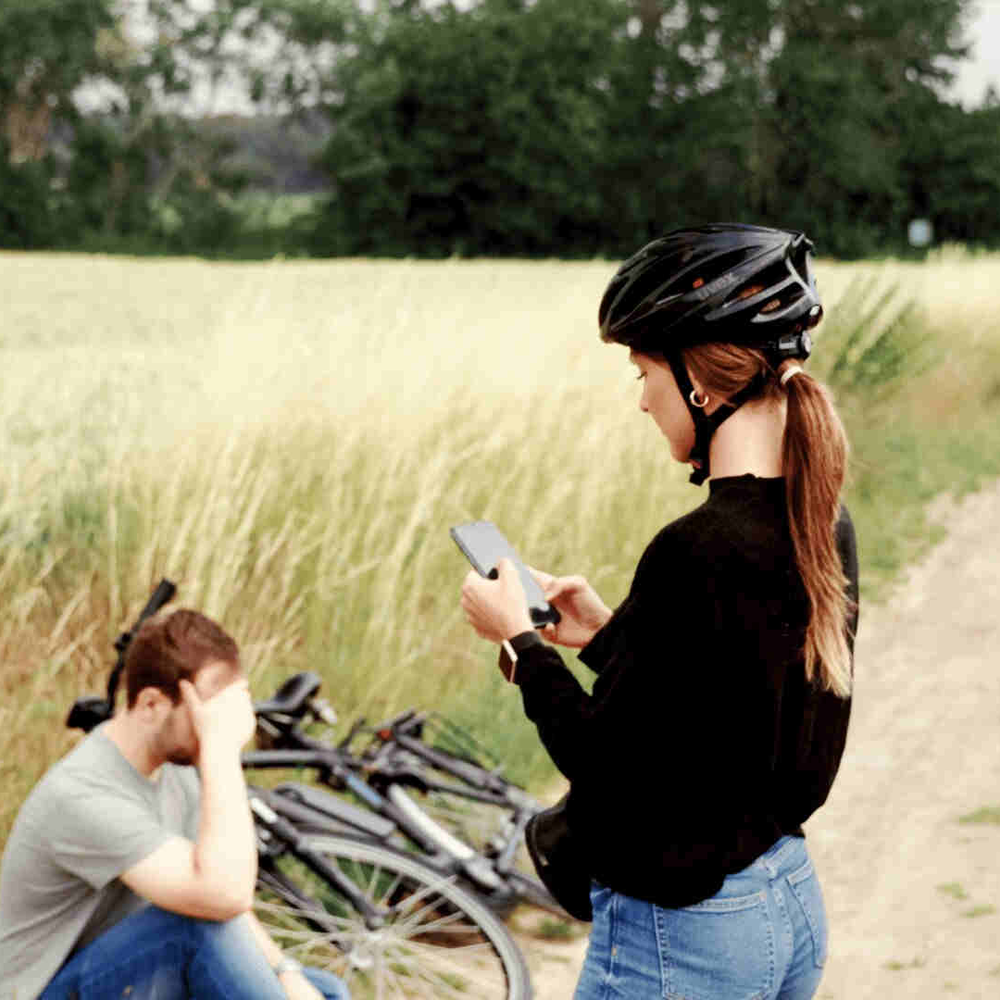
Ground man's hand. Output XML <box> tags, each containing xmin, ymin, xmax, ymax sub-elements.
<box><xmin>180</xmin><ymin>677</ymin><xmax>256</xmax><ymax>760</ymax></box>
<box><xmin>244</xmin><ymin>913</ymin><xmax>329</xmax><ymax>1000</ymax></box>
<box><xmin>277</xmin><ymin>971</ymin><xmax>325</xmax><ymax>1000</ymax></box>
<box><xmin>529</xmin><ymin>567</ymin><xmax>613</xmax><ymax>649</ymax></box>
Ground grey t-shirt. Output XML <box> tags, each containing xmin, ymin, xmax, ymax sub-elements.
<box><xmin>0</xmin><ymin>724</ymin><xmax>200</xmax><ymax>1000</ymax></box>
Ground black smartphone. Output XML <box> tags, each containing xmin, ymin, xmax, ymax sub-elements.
<box><xmin>450</xmin><ymin>521</ymin><xmax>561</xmax><ymax>628</ymax></box>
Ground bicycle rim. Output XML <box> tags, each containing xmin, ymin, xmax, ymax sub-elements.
<box><xmin>255</xmin><ymin>834</ymin><xmax>533</xmax><ymax>1000</ymax></box>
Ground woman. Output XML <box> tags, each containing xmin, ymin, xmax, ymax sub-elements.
<box><xmin>460</xmin><ymin>224</ymin><xmax>859</xmax><ymax>1000</ymax></box>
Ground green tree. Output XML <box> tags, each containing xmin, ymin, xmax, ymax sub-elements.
<box><xmin>3</xmin><ymin>0</ymin><xmax>995</xmax><ymax>256</ymax></box>
<box><xmin>0</xmin><ymin>0</ymin><xmax>114</xmax><ymax>160</ymax></box>
<box><xmin>0</xmin><ymin>0</ymin><xmax>268</xmax><ymax>250</ymax></box>
<box><xmin>292</xmin><ymin>0</ymin><xmax>628</xmax><ymax>255</ymax></box>
<box><xmin>760</xmin><ymin>0</ymin><xmax>971</xmax><ymax>254</ymax></box>
<box><xmin>899</xmin><ymin>90</ymin><xmax>1000</xmax><ymax>247</ymax></box>
<box><xmin>0</xmin><ymin>0</ymin><xmax>116</xmax><ymax>246</ymax></box>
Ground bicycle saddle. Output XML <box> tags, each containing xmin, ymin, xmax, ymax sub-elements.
<box><xmin>255</xmin><ymin>671</ymin><xmax>322</xmax><ymax>718</ymax></box>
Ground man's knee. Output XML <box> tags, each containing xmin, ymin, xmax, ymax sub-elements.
<box><xmin>133</xmin><ymin>906</ymin><xmax>254</xmax><ymax>952</ymax></box>
<box><xmin>178</xmin><ymin>909</ymin><xmax>258</xmax><ymax>949</ymax></box>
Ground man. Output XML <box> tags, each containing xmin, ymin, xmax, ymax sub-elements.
<box><xmin>0</xmin><ymin>608</ymin><xmax>349</xmax><ymax>1000</ymax></box>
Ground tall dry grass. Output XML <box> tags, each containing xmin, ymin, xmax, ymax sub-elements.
<box><xmin>2</xmin><ymin>248</ymin><xmax>999</xmax><ymax>844</ymax></box>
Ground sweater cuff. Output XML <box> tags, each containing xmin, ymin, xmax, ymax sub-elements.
<box><xmin>510</xmin><ymin>637</ymin><xmax>564</xmax><ymax>688</ymax></box>
<box><xmin>578</xmin><ymin>618</ymin><xmax>614</xmax><ymax>673</ymax></box>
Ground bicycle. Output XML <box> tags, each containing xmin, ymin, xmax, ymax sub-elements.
<box><xmin>65</xmin><ymin>579</ymin><xmax>534</xmax><ymax>1000</ymax></box>
<box><xmin>248</xmin><ymin>784</ymin><xmax>531</xmax><ymax>999</ymax></box>
<box><xmin>248</xmin><ymin>672</ymin><xmax>564</xmax><ymax>918</ymax></box>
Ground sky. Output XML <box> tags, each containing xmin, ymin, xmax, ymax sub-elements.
<box><xmin>951</xmin><ymin>0</ymin><xmax>1000</xmax><ymax>106</ymax></box>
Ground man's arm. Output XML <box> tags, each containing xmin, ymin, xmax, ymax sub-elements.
<box><xmin>121</xmin><ymin>680</ymin><xmax>258</xmax><ymax>920</ymax></box>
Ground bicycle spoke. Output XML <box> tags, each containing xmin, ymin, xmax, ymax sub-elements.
<box><xmin>385</xmin><ymin>873</ymin><xmax>462</xmax><ymax>922</ymax></box>
<box><xmin>397</xmin><ymin>947</ymin><xmax>505</xmax><ymax>1000</ymax></box>
<box><xmin>393</xmin><ymin>902</ymin><xmax>471</xmax><ymax>938</ymax></box>
<box><xmin>366</xmin><ymin>859</ymin><xmax>387</xmax><ymax>900</ymax></box>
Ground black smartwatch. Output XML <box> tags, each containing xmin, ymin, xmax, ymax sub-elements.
<box><xmin>498</xmin><ymin>630</ymin><xmax>543</xmax><ymax>684</ymax></box>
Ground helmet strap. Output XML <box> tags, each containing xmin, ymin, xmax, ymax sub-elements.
<box><xmin>666</xmin><ymin>354</ymin><xmax>765</xmax><ymax>487</ymax></box>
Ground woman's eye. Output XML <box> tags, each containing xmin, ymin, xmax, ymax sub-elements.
<box><xmin>635</xmin><ymin>372</ymin><xmax>646</xmax><ymax>381</ymax></box>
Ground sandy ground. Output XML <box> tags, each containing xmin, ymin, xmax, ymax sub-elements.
<box><xmin>517</xmin><ymin>482</ymin><xmax>1000</xmax><ymax>998</ymax></box>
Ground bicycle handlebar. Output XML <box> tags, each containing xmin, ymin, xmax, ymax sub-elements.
<box><xmin>369</xmin><ymin>708</ymin><xmax>423</xmax><ymax>736</ymax></box>
<box><xmin>105</xmin><ymin>578</ymin><xmax>177</xmax><ymax>708</ymax></box>
<box><xmin>112</xmin><ymin>579</ymin><xmax>177</xmax><ymax>656</ymax></box>
<box><xmin>66</xmin><ymin>578</ymin><xmax>177</xmax><ymax>732</ymax></box>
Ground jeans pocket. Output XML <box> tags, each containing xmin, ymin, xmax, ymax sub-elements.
<box><xmin>656</xmin><ymin>891</ymin><xmax>774</xmax><ymax>1000</ymax></box>
<box><xmin>787</xmin><ymin>860</ymin><xmax>828</xmax><ymax>969</ymax></box>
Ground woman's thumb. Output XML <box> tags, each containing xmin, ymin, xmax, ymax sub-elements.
<box><xmin>496</xmin><ymin>557</ymin><xmax>517</xmax><ymax>582</ymax></box>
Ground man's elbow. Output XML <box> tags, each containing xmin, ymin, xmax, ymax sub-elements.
<box><xmin>192</xmin><ymin>855</ymin><xmax>257</xmax><ymax>920</ymax></box>
<box><xmin>200</xmin><ymin>882</ymin><xmax>256</xmax><ymax>921</ymax></box>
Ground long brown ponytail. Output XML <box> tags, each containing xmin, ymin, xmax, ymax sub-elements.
<box><xmin>682</xmin><ymin>344</ymin><xmax>854</xmax><ymax>698</ymax></box>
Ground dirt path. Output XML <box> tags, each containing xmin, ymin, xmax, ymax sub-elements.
<box><xmin>517</xmin><ymin>481</ymin><xmax>1000</xmax><ymax>998</ymax></box>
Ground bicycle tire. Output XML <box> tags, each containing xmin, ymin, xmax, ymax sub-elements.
<box><xmin>255</xmin><ymin>833</ymin><xmax>533</xmax><ymax>1000</ymax></box>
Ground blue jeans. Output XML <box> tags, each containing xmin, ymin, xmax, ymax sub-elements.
<box><xmin>40</xmin><ymin>905</ymin><xmax>350</xmax><ymax>1000</ymax></box>
<box><xmin>574</xmin><ymin>835</ymin><xmax>827</xmax><ymax>1000</ymax></box>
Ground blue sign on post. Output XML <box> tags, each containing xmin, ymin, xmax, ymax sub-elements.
<box><xmin>907</xmin><ymin>218</ymin><xmax>933</xmax><ymax>247</ymax></box>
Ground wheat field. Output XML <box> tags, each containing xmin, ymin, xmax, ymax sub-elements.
<box><xmin>2</xmin><ymin>247</ymin><xmax>999</xmax><ymax>843</ymax></box>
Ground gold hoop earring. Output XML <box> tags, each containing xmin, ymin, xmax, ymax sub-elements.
<box><xmin>689</xmin><ymin>389</ymin><xmax>709</xmax><ymax>409</ymax></box>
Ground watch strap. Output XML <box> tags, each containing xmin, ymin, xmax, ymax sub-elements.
<box><xmin>273</xmin><ymin>956</ymin><xmax>304</xmax><ymax>978</ymax></box>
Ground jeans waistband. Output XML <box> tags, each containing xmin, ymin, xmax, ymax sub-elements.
<box><xmin>754</xmin><ymin>834</ymin><xmax>807</xmax><ymax>878</ymax></box>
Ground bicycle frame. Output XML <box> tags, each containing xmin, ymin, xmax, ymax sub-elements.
<box><xmin>242</xmin><ymin>747</ymin><xmax>511</xmax><ymax>899</ymax></box>
<box><xmin>249</xmin><ymin>690</ymin><xmax>565</xmax><ymax>915</ymax></box>
<box><xmin>357</xmin><ymin>729</ymin><xmax>539</xmax><ymax>879</ymax></box>
<box><xmin>248</xmin><ymin>787</ymin><xmax>386</xmax><ymax>930</ymax></box>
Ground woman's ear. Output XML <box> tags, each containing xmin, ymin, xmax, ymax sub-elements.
<box><xmin>686</xmin><ymin>364</ymin><xmax>734</xmax><ymax>415</ymax></box>
<box><xmin>685</xmin><ymin>367</ymin><xmax>710</xmax><ymax>409</ymax></box>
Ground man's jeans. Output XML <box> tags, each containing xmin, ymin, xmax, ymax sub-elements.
<box><xmin>40</xmin><ymin>905</ymin><xmax>350</xmax><ymax>1000</ymax></box>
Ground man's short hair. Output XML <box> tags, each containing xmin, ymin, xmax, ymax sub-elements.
<box><xmin>124</xmin><ymin>609</ymin><xmax>240</xmax><ymax>708</ymax></box>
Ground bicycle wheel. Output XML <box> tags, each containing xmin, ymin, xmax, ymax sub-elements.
<box><xmin>255</xmin><ymin>833</ymin><xmax>533</xmax><ymax>1000</ymax></box>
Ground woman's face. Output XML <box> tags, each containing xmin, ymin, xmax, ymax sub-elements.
<box><xmin>630</xmin><ymin>351</ymin><xmax>697</xmax><ymax>465</ymax></box>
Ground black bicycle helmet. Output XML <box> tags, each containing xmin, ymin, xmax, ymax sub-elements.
<box><xmin>599</xmin><ymin>223</ymin><xmax>823</xmax><ymax>485</ymax></box>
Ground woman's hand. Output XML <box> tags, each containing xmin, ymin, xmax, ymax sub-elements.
<box><xmin>528</xmin><ymin>567</ymin><xmax>613</xmax><ymax>649</ymax></box>
<box><xmin>460</xmin><ymin>559</ymin><xmax>535</xmax><ymax>644</ymax></box>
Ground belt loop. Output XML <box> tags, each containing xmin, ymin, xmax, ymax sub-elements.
<box><xmin>762</xmin><ymin>835</ymin><xmax>797</xmax><ymax>877</ymax></box>
<box><xmin>773</xmin><ymin>836</ymin><xmax>799</xmax><ymax>874</ymax></box>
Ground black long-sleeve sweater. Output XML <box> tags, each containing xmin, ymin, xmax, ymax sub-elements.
<box><xmin>515</xmin><ymin>473</ymin><xmax>859</xmax><ymax>908</ymax></box>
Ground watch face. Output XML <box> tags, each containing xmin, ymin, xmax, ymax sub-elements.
<box><xmin>498</xmin><ymin>643</ymin><xmax>517</xmax><ymax>683</ymax></box>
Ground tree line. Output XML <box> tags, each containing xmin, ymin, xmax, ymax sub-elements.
<box><xmin>3</xmin><ymin>0</ymin><xmax>999</xmax><ymax>258</ymax></box>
